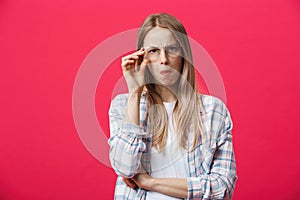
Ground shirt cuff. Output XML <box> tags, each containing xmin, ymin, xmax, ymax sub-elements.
<box><xmin>187</xmin><ymin>177</ymin><xmax>203</xmax><ymax>199</ymax></box>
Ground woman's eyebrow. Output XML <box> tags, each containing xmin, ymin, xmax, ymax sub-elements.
<box><xmin>144</xmin><ymin>44</ymin><xmax>179</xmax><ymax>49</ymax></box>
<box><xmin>144</xmin><ymin>45</ymin><xmax>159</xmax><ymax>49</ymax></box>
<box><xmin>167</xmin><ymin>43</ymin><xmax>179</xmax><ymax>46</ymax></box>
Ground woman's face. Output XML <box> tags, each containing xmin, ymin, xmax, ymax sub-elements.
<box><xmin>143</xmin><ymin>27</ymin><xmax>183</xmax><ymax>87</ymax></box>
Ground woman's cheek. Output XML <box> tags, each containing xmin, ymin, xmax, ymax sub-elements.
<box><xmin>148</xmin><ymin>65</ymin><xmax>158</xmax><ymax>76</ymax></box>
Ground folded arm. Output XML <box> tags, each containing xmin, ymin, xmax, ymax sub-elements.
<box><xmin>132</xmin><ymin>100</ymin><xmax>237</xmax><ymax>199</ymax></box>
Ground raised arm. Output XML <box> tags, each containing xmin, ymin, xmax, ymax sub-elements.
<box><xmin>108</xmin><ymin>94</ymin><xmax>149</xmax><ymax>178</ymax></box>
<box><xmin>108</xmin><ymin>48</ymin><xmax>151</xmax><ymax>178</ymax></box>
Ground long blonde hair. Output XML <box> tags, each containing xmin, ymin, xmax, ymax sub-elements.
<box><xmin>137</xmin><ymin>13</ymin><xmax>205</xmax><ymax>151</ymax></box>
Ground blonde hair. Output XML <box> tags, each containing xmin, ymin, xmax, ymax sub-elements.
<box><xmin>137</xmin><ymin>13</ymin><xmax>205</xmax><ymax>151</ymax></box>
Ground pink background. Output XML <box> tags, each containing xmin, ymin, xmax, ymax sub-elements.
<box><xmin>1</xmin><ymin>0</ymin><xmax>300</xmax><ymax>199</ymax></box>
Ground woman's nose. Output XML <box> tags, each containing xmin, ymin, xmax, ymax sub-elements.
<box><xmin>160</xmin><ymin>50</ymin><xmax>169</xmax><ymax>65</ymax></box>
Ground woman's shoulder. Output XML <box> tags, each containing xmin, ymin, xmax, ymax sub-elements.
<box><xmin>110</xmin><ymin>92</ymin><xmax>147</xmax><ymax>106</ymax></box>
<box><xmin>198</xmin><ymin>93</ymin><xmax>233</xmax><ymax>137</ymax></box>
<box><xmin>112</xmin><ymin>93</ymin><xmax>130</xmax><ymax>101</ymax></box>
<box><xmin>110</xmin><ymin>93</ymin><xmax>130</xmax><ymax>110</ymax></box>
<box><xmin>198</xmin><ymin>93</ymin><xmax>230</xmax><ymax>116</ymax></box>
<box><xmin>199</xmin><ymin>93</ymin><xmax>226</xmax><ymax>106</ymax></box>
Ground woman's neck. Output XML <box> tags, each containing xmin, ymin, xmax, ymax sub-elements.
<box><xmin>156</xmin><ymin>85</ymin><xmax>177</xmax><ymax>102</ymax></box>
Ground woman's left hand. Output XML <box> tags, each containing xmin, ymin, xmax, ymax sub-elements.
<box><xmin>132</xmin><ymin>173</ymin><xmax>154</xmax><ymax>190</ymax></box>
<box><xmin>125</xmin><ymin>173</ymin><xmax>189</xmax><ymax>198</ymax></box>
<box><xmin>122</xmin><ymin>177</ymin><xmax>138</xmax><ymax>189</ymax></box>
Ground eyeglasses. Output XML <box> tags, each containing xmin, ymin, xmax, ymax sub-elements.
<box><xmin>143</xmin><ymin>45</ymin><xmax>182</xmax><ymax>61</ymax></box>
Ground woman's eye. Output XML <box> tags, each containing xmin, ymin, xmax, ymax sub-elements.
<box><xmin>168</xmin><ymin>46</ymin><xmax>179</xmax><ymax>52</ymax></box>
<box><xmin>149</xmin><ymin>49</ymin><xmax>158</xmax><ymax>53</ymax></box>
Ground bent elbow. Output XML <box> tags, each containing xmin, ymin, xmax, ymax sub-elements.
<box><xmin>109</xmin><ymin>148</ymin><xmax>144</xmax><ymax>178</ymax></box>
<box><xmin>207</xmin><ymin>174</ymin><xmax>237</xmax><ymax>199</ymax></box>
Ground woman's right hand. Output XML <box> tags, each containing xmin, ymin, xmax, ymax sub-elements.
<box><xmin>121</xmin><ymin>48</ymin><xmax>149</xmax><ymax>94</ymax></box>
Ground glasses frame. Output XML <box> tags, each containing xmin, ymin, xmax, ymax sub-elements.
<box><xmin>143</xmin><ymin>44</ymin><xmax>183</xmax><ymax>61</ymax></box>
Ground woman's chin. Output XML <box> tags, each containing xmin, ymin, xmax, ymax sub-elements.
<box><xmin>155</xmin><ymin>79</ymin><xmax>178</xmax><ymax>88</ymax></box>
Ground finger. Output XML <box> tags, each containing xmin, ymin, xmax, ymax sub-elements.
<box><xmin>122</xmin><ymin>54</ymin><xmax>139</xmax><ymax>62</ymax></box>
<box><xmin>123</xmin><ymin>178</ymin><xmax>134</xmax><ymax>187</ymax></box>
<box><xmin>121</xmin><ymin>48</ymin><xmax>145</xmax><ymax>72</ymax></box>
<box><xmin>121</xmin><ymin>60</ymin><xmax>135</xmax><ymax>71</ymax></box>
<box><xmin>122</xmin><ymin>48</ymin><xmax>144</xmax><ymax>61</ymax></box>
<box><xmin>141</xmin><ymin>58</ymin><xmax>149</xmax><ymax>66</ymax></box>
<box><xmin>128</xmin><ymin>179</ymin><xmax>137</xmax><ymax>189</ymax></box>
<box><xmin>134</xmin><ymin>57</ymin><xmax>142</xmax><ymax>72</ymax></box>
<box><xmin>134</xmin><ymin>50</ymin><xmax>145</xmax><ymax>57</ymax></box>
<box><xmin>139</xmin><ymin>58</ymin><xmax>149</xmax><ymax>73</ymax></box>
<box><xmin>122</xmin><ymin>178</ymin><xmax>137</xmax><ymax>189</ymax></box>
<box><xmin>121</xmin><ymin>59</ymin><xmax>135</xmax><ymax>67</ymax></box>
<box><xmin>132</xmin><ymin>48</ymin><xmax>145</xmax><ymax>56</ymax></box>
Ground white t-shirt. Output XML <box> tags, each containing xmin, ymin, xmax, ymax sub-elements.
<box><xmin>146</xmin><ymin>102</ymin><xmax>189</xmax><ymax>200</ymax></box>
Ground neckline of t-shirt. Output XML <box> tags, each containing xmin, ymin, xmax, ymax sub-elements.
<box><xmin>163</xmin><ymin>101</ymin><xmax>176</xmax><ymax>110</ymax></box>
<box><xmin>163</xmin><ymin>101</ymin><xmax>176</xmax><ymax>105</ymax></box>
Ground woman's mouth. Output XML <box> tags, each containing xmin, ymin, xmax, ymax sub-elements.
<box><xmin>160</xmin><ymin>70</ymin><xmax>171</xmax><ymax>75</ymax></box>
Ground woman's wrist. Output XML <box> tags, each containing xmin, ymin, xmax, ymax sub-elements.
<box><xmin>143</xmin><ymin>177</ymin><xmax>155</xmax><ymax>191</ymax></box>
<box><xmin>124</xmin><ymin>87</ymin><xmax>143</xmax><ymax>125</ymax></box>
<box><xmin>129</xmin><ymin>86</ymin><xmax>144</xmax><ymax>96</ymax></box>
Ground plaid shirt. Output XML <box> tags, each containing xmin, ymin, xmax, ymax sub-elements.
<box><xmin>108</xmin><ymin>93</ymin><xmax>237</xmax><ymax>200</ymax></box>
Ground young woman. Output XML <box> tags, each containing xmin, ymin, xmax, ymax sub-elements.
<box><xmin>108</xmin><ymin>13</ymin><xmax>237</xmax><ymax>200</ymax></box>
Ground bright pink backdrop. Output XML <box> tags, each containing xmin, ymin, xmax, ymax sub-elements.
<box><xmin>1</xmin><ymin>0</ymin><xmax>300</xmax><ymax>199</ymax></box>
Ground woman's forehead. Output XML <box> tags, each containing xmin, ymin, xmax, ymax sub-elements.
<box><xmin>143</xmin><ymin>27</ymin><xmax>177</xmax><ymax>47</ymax></box>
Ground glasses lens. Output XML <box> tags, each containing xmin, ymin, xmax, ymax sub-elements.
<box><xmin>166</xmin><ymin>46</ymin><xmax>181</xmax><ymax>57</ymax></box>
<box><xmin>144</xmin><ymin>45</ymin><xmax>181</xmax><ymax>61</ymax></box>
<box><xmin>145</xmin><ymin>48</ymin><xmax>160</xmax><ymax>61</ymax></box>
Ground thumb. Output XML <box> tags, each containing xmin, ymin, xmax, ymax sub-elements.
<box><xmin>139</xmin><ymin>58</ymin><xmax>149</xmax><ymax>73</ymax></box>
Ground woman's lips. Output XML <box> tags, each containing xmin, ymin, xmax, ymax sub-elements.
<box><xmin>160</xmin><ymin>70</ymin><xmax>171</xmax><ymax>75</ymax></box>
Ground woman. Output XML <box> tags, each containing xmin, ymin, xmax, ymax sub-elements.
<box><xmin>108</xmin><ymin>13</ymin><xmax>237</xmax><ymax>200</ymax></box>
